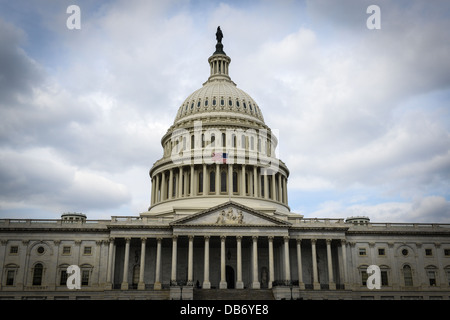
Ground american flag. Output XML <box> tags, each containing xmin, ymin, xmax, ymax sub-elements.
<box><xmin>211</xmin><ymin>152</ymin><xmax>227</xmax><ymax>163</ymax></box>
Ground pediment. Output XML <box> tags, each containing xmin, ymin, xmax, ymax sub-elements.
<box><xmin>170</xmin><ymin>201</ymin><xmax>291</xmax><ymax>227</ymax></box>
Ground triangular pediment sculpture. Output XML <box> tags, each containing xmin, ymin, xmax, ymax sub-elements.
<box><xmin>170</xmin><ymin>201</ymin><xmax>291</xmax><ymax>227</ymax></box>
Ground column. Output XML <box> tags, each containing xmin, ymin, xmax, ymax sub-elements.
<box><xmin>296</xmin><ymin>239</ymin><xmax>305</xmax><ymax>289</ymax></box>
<box><xmin>341</xmin><ymin>240</ymin><xmax>348</xmax><ymax>289</ymax></box>
<box><xmin>105</xmin><ymin>238</ymin><xmax>115</xmax><ymax>290</ymax></box>
<box><xmin>268</xmin><ymin>236</ymin><xmax>274</xmax><ymax>289</ymax></box>
<box><xmin>241</xmin><ymin>165</ymin><xmax>246</xmax><ymax>196</ymax></box>
<box><xmin>311</xmin><ymin>239</ymin><xmax>320</xmax><ymax>290</ymax></box>
<box><xmin>168</xmin><ymin>169</ymin><xmax>173</xmax><ymax>199</ymax></box>
<box><xmin>326</xmin><ymin>239</ymin><xmax>336</xmax><ymax>290</ymax></box>
<box><xmin>161</xmin><ymin>172</ymin><xmax>166</xmax><ymax>201</ymax></box>
<box><xmin>263</xmin><ymin>169</ymin><xmax>268</xmax><ymax>199</ymax></box>
<box><xmin>171</xmin><ymin>236</ymin><xmax>178</xmax><ymax>284</ymax></box>
<box><xmin>236</xmin><ymin>236</ymin><xmax>244</xmax><ymax>289</ymax></box>
<box><xmin>188</xmin><ymin>236</ymin><xmax>194</xmax><ymax>284</ymax></box>
<box><xmin>220</xmin><ymin>236</ymin><xmax>227</xmax><ymax>289</ymax></box>
<box><xmin>283</xmin><ymin>177</ymin><xmax>288</xmax><ymax>204</ymax></box>
<box><xmin>178</xmin><ymin>167</ymin><xmax>183</xmax><ymax>197</ymax></box>
<box><xmin>190</xmin><ymin>165</ymin><xmax>195</xmax><ymax>196</ymax></box>
<box><xmin>138</xmin><ymin>238</ymin><xmax>146</xmax><ymax>290</ymax></box>
<box><xmin>203</xmin><ymin>236</ymin><xmax>211</xmax><ymax>289</ymax></box>
<box><xmin>252</xmin><ymin>236</ymin><xmax>260</xmax><ymax>289</ymax></box>
<box><xmin>249</xmin><ymin>169</ymin><xmax>254</xmax><ymax>198</ymax></box>
<box><xmin>284</xmin><ymin>236</ymin><xmax>291</xmax><ymax>281</ymax></box>
<box><xmin>121</xmin><ymin>238</ymin><xmax>130</xmax><ymax>290</ymax></box>
<box><xmin>151</xmin><ymin>176</ymin><xmax>156</xmax><ymax>205</ymax></box>
<box><xmin>203</xmin><ymin>164</ymin><xmax>207</xmax><ymax>194</ymax></box>
<box><xmin>271</xmin><ymin>173</ymin><xmax>276</xmax><ymax>201</ymax></box>
<box><xmin>253</xmin><ymin>166</ymin><xmax>259</xmax><ymax>197</ymax></box>
<box><xmin>154</xmin><ymin>238</ymin><xmax>162</xmax><ymax>290</ymax></box>
<box><xmin>184</xmin><ymin>170</ymin><xmax>188</xmax><ymax>196</ymax></box>
<box><xmin>156</xmin><ymin>174</ymin><xmax>160</xmax><ymax>202</ymax></box>
<box><xmin>215</xmin><ymin>164</ymin><xmax>220</xmax><ymax>195</ymax></box>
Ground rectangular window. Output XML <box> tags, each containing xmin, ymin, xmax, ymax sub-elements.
<box><xmin>381</xmin><ymin>271</ymin><xmax>389</xmax><ymax>286</ymax></box>
<box><xmin>32</xmin><ymin>265</ymin><xmax>43</xmax><ymax>286</ymax></box>
<box><xmin>378</xmin><ymin>248</ymin><xmax>385</xmax><ymax>256</ymax></box>
<box><xmin>444</xmin><ymin>249</ymin><xmax>450</xmax><ymax>256</ymax></box>
<box><xmin>359</xmin><ymin>248</ymin><xmax>367</xmax><ymax>256</ymax></box>
<box><xmin>425</xmin><ymin>249</ymin><xmax>433</xmax><ymax>256</ymax></box>
<box><xmin>428</xmin><ymin>271</ymin><xmax>436</xmax><ymax>286</ymax></box>
<box><xmin>81</xmin><ymin>270</ymin><xmax>90</xmax><ymax>286</ymax></box>
<box><xmin>361</xmin><ymin>271</ymin><xmax>368</xmax><ymax>286</ymax></box>
<box><xmin>60</xmin><ymin>270</ymin><xmax>68</xmax><ymax>285</ymax></box>
<box><xmin>83</xmin><ymin>246</ymin><xmax>92</xmax><ymax>255</ymax></box>
<box><xmin>6</xmin><ymin>270</ymin><xmax>15</xmax><ymax>286</ymax></box>
<box><xmin>63</xmin><ymin>246</ymin><xmax>71</xmax><ymax>255</ymax></box>
<box><xmin>403</xmin><ymin>266</ymin><xmax>413</xmax><ymax>286</ymax></box>
<box><xmin>9</xmin><ymin>246</ymin><xmax>18</xmax><ymax>254</ymax></box>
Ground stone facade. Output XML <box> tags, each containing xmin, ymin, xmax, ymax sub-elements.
<box><xmin>1</xmin><ymin>208</ymin><xmax>450</xmax><ymax>300</ymax></box>
<box><xmin>1</xmin><ymin>30</ymin><xmax>449</xmax><ymax>300</ymax></box>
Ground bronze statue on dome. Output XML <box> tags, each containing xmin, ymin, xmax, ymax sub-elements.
<box><xmin>216</xmin><ymin>26</ymin><xmax>223</xmax><ymax>43</ymax></box>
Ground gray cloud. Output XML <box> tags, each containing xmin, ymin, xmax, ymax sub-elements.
<box><xmin>0</xmin><ymin>0</ymin><xmax>448</xmax><ymax>223</ymax></box>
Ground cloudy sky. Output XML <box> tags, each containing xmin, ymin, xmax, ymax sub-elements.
<box><xmin>0</xmin><ymin>0</ymin><xmax>449</xmax><ymax>222</ymax></box>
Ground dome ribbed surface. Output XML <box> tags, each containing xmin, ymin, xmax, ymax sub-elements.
<box><xmin>174</xmin><ymin>80</ymin><xmax>265</xmax><ymax>124</ymax></box>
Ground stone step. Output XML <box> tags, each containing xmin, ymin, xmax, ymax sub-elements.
<box><xmin>193</xmin><ymin>289</ymin><xmax>274</xmax><ymax>300</ymax></box>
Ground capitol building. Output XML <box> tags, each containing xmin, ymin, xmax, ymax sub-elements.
<box><xmin>1</xmin><ymin>28</ymin><xmax>449</xmax><ymax>300</ymax></box>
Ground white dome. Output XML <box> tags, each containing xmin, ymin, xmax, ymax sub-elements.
<box><xmin>174</xmin><ymin>79</ymin><xmax>265</xmax><ymax>125</ymax></box>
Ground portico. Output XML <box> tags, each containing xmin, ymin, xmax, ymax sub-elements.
<box><xmin>106</xmin><ymin>202</ymin><xmax>347</xmax><ymax>299</ymax></box>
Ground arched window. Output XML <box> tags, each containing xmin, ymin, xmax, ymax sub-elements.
<box><xmin>222</xmin><ymin>133</ymin><xmax>226</xmax><ymax>147</ymax></box>
<box><xmin>403</xmin><ymin>265</ymin><xmax>413</xmax><ymax>286</ymax></box>
<box><xmin>32</xmin><ymin>263</ymin><xmax>43</xmax><ymax>286</ymax></box>
<box><xmin>211</xmin><ymin>134</ymin><xmax>215</xmax><ymax>147</ymax></box>
<box><xmin>191</xmin><ymin>135</ymin><xmax>195</xmax><ymax>150</ymax></box>
<box><xmin>210</xmin><ymin>171</ymin><xmax>215</xmax><ymax>193</ymax></box>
